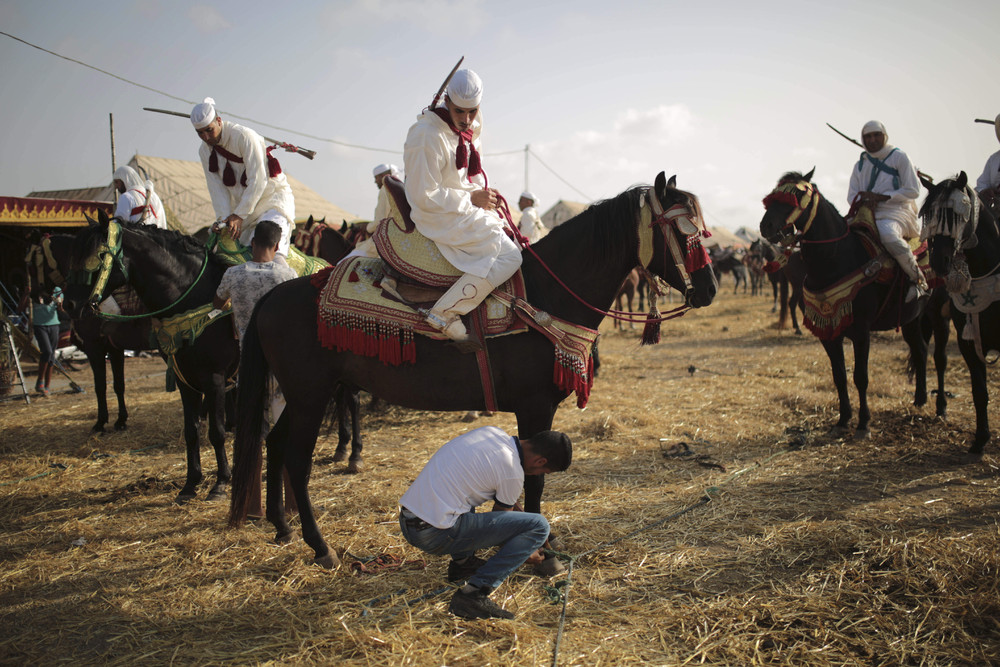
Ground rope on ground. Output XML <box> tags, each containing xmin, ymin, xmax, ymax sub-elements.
<box><xmin>0</xmin><ymin>462</ymin><xmax>69</xmax><ymax>487</ymax></box>
<box><xmin>546</xmin><ymin>446</ymin><xmax>792</xmax><ymax>667</ymax></box>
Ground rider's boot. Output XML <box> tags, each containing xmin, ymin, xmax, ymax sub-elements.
<box><xmin>891</xmin><ymin>246</ymin><xmax>928</xmax><ymax>303</ymax></box>
<box><xmin>422</xmin><ymin>273</ymin><xmax>494</xmax><ymax>351</ymax></box>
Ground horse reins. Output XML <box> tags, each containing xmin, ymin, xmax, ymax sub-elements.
<box><xmin>763</xmin><ymin>179</ymin><xmax>850</xmax><ymax>254</ymax></box>
<box><xmin>502</xmin><ymin>187</ymin><xmax>708</xmax><ymax>325</ymax></box>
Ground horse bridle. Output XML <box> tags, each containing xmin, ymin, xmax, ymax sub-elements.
<box><xmin>638</xmin><ymin>186</ymin><xmax>711</xmax><ymax>299</ymax></box>
<box><xmin>921</xmin><ymin>181</ymin><xmax>980</xmax><ymax>250</ymax></box>
<box><xmin>74</xmin><ymin>218</ymin><xmax>128</xmax><ymax>307</ymax></box>
<box><xmin>77</xmin><ymin>219</ymin><xmax>211</xmax><ymax>320</ymax></box>
<box><xmin>762</xmin><ymin>179</ymin><xmax>821</xmax><ymax>247</ymax></box>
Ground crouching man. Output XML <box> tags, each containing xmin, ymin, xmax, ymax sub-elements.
<box><xmin>398</xmin><ymin>426</ymin><xmax>572</xmax><ymax>619</ymax></box>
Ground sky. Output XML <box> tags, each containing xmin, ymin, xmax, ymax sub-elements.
<box><xmin>1</xmin><ymin>0</ymin><xmax>998</xmax><ymax>233</ymax></box>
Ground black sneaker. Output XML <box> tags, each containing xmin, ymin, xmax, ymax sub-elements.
<box><xmin>446</xmin><ymin>555</ymin><xmax>488</xmax><ymax>583</ymax></box>
<box><xmin>449</xmin><ymin>588</ymin><xmax>514</xmax><ymax>620</ymax></box>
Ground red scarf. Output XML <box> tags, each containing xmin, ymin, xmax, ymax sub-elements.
<box><xmin>431</xmin><ymin>108</ymin><xmax>483</xmax><ymax>183</ymax></box>
<box><xmin>208</xmin><ymin>143</ymin><xmax>282</xmax><ymax>188</ymax></box>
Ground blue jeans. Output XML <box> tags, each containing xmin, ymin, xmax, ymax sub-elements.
<box><xmin>399</xmin><ymin>510</ymin><xmax>549</xmax><ymax>592</ymax></box>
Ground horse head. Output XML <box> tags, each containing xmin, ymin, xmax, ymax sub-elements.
<box><xmin>920</xmin><ymin>171</ymin><xmax>985</xmax><ymax>278</ymax></box>
<box><xmin>61</xmin><ymin>210</ymin><xmax>130</xmax><ymax>318</ymax></box>
<box><xmin>644</xmin><ymin>172</ymin><xmax>718</xmax><ymax>308</ymax></box>
<box><xmin>759</xmin><ymin>168</ymin><xmax>820</xmax><ymax>244</ymax></box>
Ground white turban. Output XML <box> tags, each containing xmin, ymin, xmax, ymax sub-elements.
<box><xmin>520</xmin><ymin>191</ymin><xmax>537</xmax><ymax>203</ymax></box>
<box><xmin>190</xmin><ymin>97</ymin><xmax>217</xmax><ymax>130</ymax></box>
<box><xmin>995</xmin><ymin>113</ymin><xmax>1000</xmax><ymax>143</ymax></box>
<box><xmin>373</xmin><ymin>163</ymin><xmax>391</xmax><ymax>177</ymax></box>
<box><xmin>862</xmin><ymin>120</ymin><xmax>886</xmax><ymax>137</ymax></box>
<box><xmin>114</xmin><ymin>165</ymin><xmax>145</xmax><ymax>193</ymax></box>
<box><xmin>446</xmin><ymin>69</ymin><xmax>483</xmax><ymax>108</ymax></box>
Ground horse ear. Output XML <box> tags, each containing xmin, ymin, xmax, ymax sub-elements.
<box><xmin>667</xmin><ymin>175</ymin><xmax>677</xmax><ymax>189</ymax></box>
<box><xmin>957</xmin><ymin>171</ymin><xmax>968</xmax><ymax>189</ymax></box>
<box><xmin>85</xmin><ymin>213</ymin><xmax>98</xmax><ymax>227</ymax></box>
<box><xmin>803</xmin><ymin>167</ymin><xmax>815</xmax><ymax>182</ymax></box>
<box><xmin>97</xmin><ymin>209</ymin><xmax>111</xmax><ymax>228</ymax></box>
<box><xmin>918</xmin><ymin>173</ymin><xmax>934</xmax><ymax>190</ymax></box>
<box><xmin>654</xmin><ymin>171</ymin><xmax>666</xmax><ymax>194</ymax></box>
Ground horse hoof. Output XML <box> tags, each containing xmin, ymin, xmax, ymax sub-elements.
<box><xmin>962</xmin><ymin>450</ymin><xmax>985</xmax><ymax>465</ymax></box>
<box><xmin>175</xmin><ymin>491</ymin><xmax>197</xmax><ymax>505</ymax></box>
<box><xmin>346</xmin><ymin>461</ymin><xmax>362</xmax><ymax>474</ymax></box>
<box><xmin>828</xmin><ymin>426</ymin><xmax>850</xmax><ymax>439</ymax></box>
<box><xmin>534</xmin><ymin>556</ymin><xmax>565</xmax><ymax>577</ymax></box>
<box><xmin>274</xmin><ymin>531</ymin><xmax>293</xmax><ymax>545</ymax></box>
<box><xmin>114</xmin><ymin>422</ymin><xmax>128</xmax><ymax>432</ymax></box>
<box><xmin>91</xmin><ymin>425</ymin><xmax>106</xmax><ymax>435</ymax></box>
<box><xmin>332</xmin><ymin>451</ymin><xmax>346</xmax><ymax>463</ymax></box>
<box><xmin>854</xmin><ymin>429</ymin><xmax>871</xmax><ymax>441</ymax></box>
<box><xmin>206</xmin><ymin>483</ymin><xmax>229</xmax><ymax>501</ymax></box>
<box><xmin>313</xmin><ymin>552</ymin><xmax>341</xmax><ymax>569</ymax></box>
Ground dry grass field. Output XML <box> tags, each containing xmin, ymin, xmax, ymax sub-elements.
<box><xmin>2</xmin><ymin>288</ymin><xmax>999</xmax><ymax>666</ymax></box>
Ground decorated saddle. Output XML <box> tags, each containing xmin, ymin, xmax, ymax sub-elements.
<box><xmin>801</xmin><ymin>206</ymin><xmax>933</xmax><ymax>340</ymax></box>
<box><xmin>312</xmin><ymin>176</ymin><xmax>599</xmax><ymax>408</ymax></box>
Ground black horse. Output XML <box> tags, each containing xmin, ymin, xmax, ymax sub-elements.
<box><xmin>63</xmin><ymin>218</ymin><xmax>240</xmax><ymax>502</ymax></box>
<box><xmin>751</xmin><ymin>239</ymin><xmax>807</xmax><ymax>334</ymax></box>
<box><xmin>759</xmin><ymin>170</ymin><xmax>928</xmax><ymax>439</ymax></box>
<box><xmin>709</xmin><ymin>246</ymin><xmax>748</xmax><ymax>294</ymax></box>
<box><xmin>27</xmin><ymin>235</ymin><xmax>155</xmax><ymax>432</ymax></box>
<box><xmin>229</xmin><ymin>173</ymin><xmax>719</xmax><ymax>568</ymax></box>
<box><xmin>922</xmin><ymin>171</ymin><xmax>1000</xmax><ymax>459</ymax></box>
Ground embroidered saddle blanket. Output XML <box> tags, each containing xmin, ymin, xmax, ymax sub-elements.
<box><xmin>802</xmin><ymin>206</ymin><xmax>933</xmax><ymax>340</ymax></box>
<box><xmin>312</xmin><ymin>177</ymin><xmax>599</xmax><ymax>407</ymax></box>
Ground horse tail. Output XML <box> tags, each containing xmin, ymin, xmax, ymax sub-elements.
<box><xmin>777</xmin><ymin>277</ymin><xmax>790</xmax><ymax>330</ymax></box>
<box><xmin>229</xmin><ymin>307</ymin><xmax>268</xmax><ymax>528</ymax></box>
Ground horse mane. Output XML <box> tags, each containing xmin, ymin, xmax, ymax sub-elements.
<box><xmin>538</xmin><ymin>185</ymin><xmax>647</xmax><ymax>266</ymax></box>
<box><xmin>917</xmin><ymin>175</ymin><xmax>960</xmax><ymax>218</ymax></box>
<box><xmin>121</xmin><ymin>221</ymin><xmax>231</xmax><ymax>270</ymax></box>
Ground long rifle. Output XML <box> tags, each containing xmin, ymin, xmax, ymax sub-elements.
<box><xmin>143</xmin><ymin>107</ymin><xmax>317</xmax><ymax>160</ymax></box>
<box><xmin>825</xmin><ymin>122</ymin><xmax>864</xmax><ymax>150</ymax></box>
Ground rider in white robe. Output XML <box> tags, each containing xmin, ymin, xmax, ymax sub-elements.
<box><xmin>113</xmin><ymin>165</ymin><xmax>166</xmax><ymax>229</ymax></box>
<box><xmin>847</xmin><ymin>120</ymin><xmax>925</xmax><ymax>301</ymax></box>
<box><xmin>975</xmin><ymin>114</ymin><xmax>1000</xmax><ymax>207</ymax></box>
<box><xmin>403</xmin><ymin>69</ymin><xmax>521</xmax><ymax>345</ymax></box>
<box><xmin>517</xmin><ymin>191</ymin><xmax>545</xmax><ymax>243</ymax></box>
<box><xmin>191</xmin><ymin>98</ymin><xmax>295</xmax><ymax>260</ymax></box>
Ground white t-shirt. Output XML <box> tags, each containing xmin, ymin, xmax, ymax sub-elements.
<box><xmin>399</xmin><ymin>426</ymin><xmax>524</xmax><ymax>529</ymax></box>
<box><xmin>976</xmin><ymin>150</ymin><xmax>1000</xmax><ymax>192</ymax></box>
<box><xmin>215</xmin><ymin>260</ymin><xmax>297</xmax><ymax>342</ymax></box>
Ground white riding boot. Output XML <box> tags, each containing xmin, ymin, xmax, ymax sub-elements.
<box><xmin>888</xmin><ymin>245</ymin><xmax>928</xmax><ymax>302</ymax></box>
<box><xmin>423</xmin><ymin>273</ymin><xmax>495</xmax><ymax>346</ymax></box>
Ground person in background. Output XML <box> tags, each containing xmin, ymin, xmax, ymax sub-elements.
<box><xmin>398</xmin><ymin>426</ymin><xmax>572</xmax><ymax>620</ymax></box>
<box><xmin>113</xmin><ymin>165</ymin><xmax>166</xmax><ymax>229</ymax></box>
<box><xmin>517</xmin><ymin>191</ymin><xmax>545</xmax><ymax>243</ymax></box>
<box><xmin>30</xmin><ymin>286</ymin><xmax>62</xmax><ymax>396</ymax></box>
<box><xmin>975</xmin><ymin>113</ymin><xmax>1000</xmax><ymax>216</ymax></box>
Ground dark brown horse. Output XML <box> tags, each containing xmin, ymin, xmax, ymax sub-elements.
<box><xmin>923</xmin><ymin>171</ymin><xmax>1000</xmax><ymax>459</ymax></box>
<box><xmin>760</xmin><ymin>170</ymin><xmax>928</xmax><ymax>439</ymax></box>
<box><xmin>229</xmin><ymin>173</ymin><xmax>719</xmax><ymax>568</ymax></box>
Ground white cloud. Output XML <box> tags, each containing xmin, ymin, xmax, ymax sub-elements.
<box><xmin>188</xmin><ymin>5</ymin><xmax>231</xmax><ymax>34</ymax></box>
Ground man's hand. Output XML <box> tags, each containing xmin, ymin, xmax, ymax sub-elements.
<box><xmin>524</xmin><ymin>549</ymin><xmax>546</xmax><ymax>565</ymax></box>
<box><xmin>224</xmin><ymin>214</ymin><xmax>244</xmax><ymax>239</ymax></box>
<box><xmin>471</xmin><ymin>188</ymin><xmax>498</xmax><ymax>211</ymax></box>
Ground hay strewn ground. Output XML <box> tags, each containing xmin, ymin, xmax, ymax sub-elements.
<box><xmin>2</xmin><ymin>290</ymin><xmax>999</xmax><ymax>666</ymax></box>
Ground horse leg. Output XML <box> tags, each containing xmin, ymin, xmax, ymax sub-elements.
<box><xmin>960</xmin><ymin>341</ymin><xmax>990</xmax><ymax>460</ymax></box>
<box><xmin>85</xmin><ymin>346</ymin><xmax>110</xmax><ymax>433</ymax></box>
<box><xmin>345</xmin><ymin>387</ymin><xmax>363</xmax><ymax>474</ymax></box>
<box><xmin>931</xmin><ymin>297</ymin><xmax>951</xmax><ymax>418</ymax></box>
<box><xmin>851</xmin><ymin>335</ymin><xmax>872</xmax><ymax>440</ymax></box>
<box><xmin>332</xmin><ymin>385</ymin><xmax>348</xmax><ymax>463</ymax></box>
<box><xmin>176</xmin><ymin>384</ymin><xmax>205</xmax><ymax>502</ymax></box>
<box><xmin>265</xmin><ymin>412</ymin><xmax>294</xmax><ymax>542</ymax></box>
<box><xmin>283</xmin><ymin>404</ymin><xmax>339</xmax><ymax>568</ymax></box>
<box><xmin>821</xmin><ymin>339</ymin><xmax>853</xmax><ymax>437</ymax></box>
<box><xmin>206</xmin><ymin>374</ymin><xmax>232</xmax><ymax>501</ymax></box>
<box><xmin>515</xmin><ymin>405</ymin><xmax>564</xmax><ymax>574</ymax></box>
<box><xmin>902</xmin><ymin>319</ymin><xmax>929</xmax><ymax>409</ymax></box>
<box><xmin>108</xmin><ymin>347</ymin><xmax>129</xmax><ymax>430</ymax></box>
